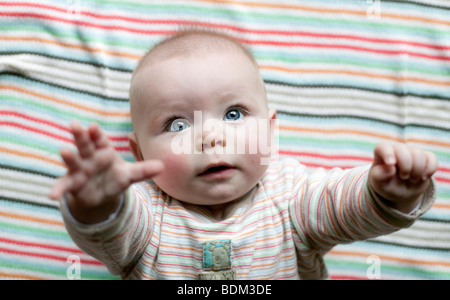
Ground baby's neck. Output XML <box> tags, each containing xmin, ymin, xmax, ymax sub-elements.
<box><xmin>198</xmin><ymin>186</ymin><xmax>258</xmax><ymax>222</ymax></box>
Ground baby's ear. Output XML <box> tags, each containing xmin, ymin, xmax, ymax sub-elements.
<box><xmin>269</xmin><ymin>109</ymin><xmax>277</xmax><ymax>121</ymax></box>
<box><xmin>128</xmin><ymin>132</ymin><xmax>144</xmax><ymax>161</ymax></box>
<box><xmin>269</xmin><ymin>109</ymin><xmax>277</xmax><ymax>137</ymax></box>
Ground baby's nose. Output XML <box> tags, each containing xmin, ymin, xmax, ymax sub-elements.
<box><xmin>200</xmin><ymin>119</ymin><xmax>227</xmax><ymax>152</ymax></box>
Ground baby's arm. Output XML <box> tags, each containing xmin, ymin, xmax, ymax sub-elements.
<box><xmin>50</xmin><ymin>121</ymin><xmax>164</xmax><ymax>224</ymax></box>
<box><xmin>368</xmin><ymin>142</ymin><xmax>438</xmax><ymax>213</ymax></box>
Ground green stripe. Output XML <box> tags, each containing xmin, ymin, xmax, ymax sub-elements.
<box><xmin>280</xmin><ymin>135</ymin><xmax>377</xmax><ymax>151</ymax></box>
<box><xmin>0</xmin><ymin>221</ymin><xmax>68</xmax><ymax>239</ymax></box>
<box><xmin>255</xmin><ymin>52</ymin><xmax>450</xmax><ymax>78</ymax></box>
<box><xmin>1</xmin><ymin>135</ymin><xmax>59</xmax><ymax>156</ymax></box>
<box><xmin>437</xmin><ymin>192</ymin><xmax>450</xmax><ymax>199</ymax></box>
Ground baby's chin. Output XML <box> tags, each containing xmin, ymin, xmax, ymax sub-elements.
<box><xmin>177</xmin><ymin>195</ymin><xmax>244</xmax><ymax>207</ymax></box>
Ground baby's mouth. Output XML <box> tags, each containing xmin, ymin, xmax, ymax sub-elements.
<box><xmin>198</xmin><ymin>163</ymin><xmax>236</xmax><ymax>177</ymax></box>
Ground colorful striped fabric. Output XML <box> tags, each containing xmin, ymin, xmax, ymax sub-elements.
<box><xmin>0</xmin><ymin>0</ymin><xmax>449</xmax><ymax>280</ymax></box>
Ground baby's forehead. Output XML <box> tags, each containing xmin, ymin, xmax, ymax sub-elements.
<box><xmin>134</xmin><ymin>31</ymin><xmax>258</xmax><ymax>75</ymax></box>
<box><xmin>129</xmin><ymin>31</ymin><xmax>267</xmax><ymax>121</ymax></box>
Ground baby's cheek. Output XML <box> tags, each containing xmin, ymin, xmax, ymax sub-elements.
<box><xmin>152</xmin><ymin>152</ymin><xmax>191</xmax><ymax>192</ymax></box>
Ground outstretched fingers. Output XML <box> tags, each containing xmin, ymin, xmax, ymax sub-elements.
<box><xmin>50</xmin><ymin>121</ymin><xmax>165</xmax><ymax>202</ymax></box>
<box><xmin>371</xmin><ymin>142</ymin><xmax>397</xmax><ymax>182</ymax></box>
<box><xmin>71</xmin><ymin>121</ymin><xmax>96</xmax><ymax>158</ymax></box>
<box><xmin>50</xmin><ymin>122</ymin><xmax>110</xmax><ymax>200</ymax></box>
<box><xmin>372</xmin><ymin>142</ymin><xmax>438</xmax><ymax>184</ymax></box>
<box><xmin>50</xmin><ymin>146</ymin><xmax>89</xmax><ymax>200</ymax></box>
<box><xmin>88</xmin><ymin>122</ymin><xmax>111</xmax><ymax>149</ymax></box>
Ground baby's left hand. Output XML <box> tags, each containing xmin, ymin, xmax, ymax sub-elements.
<box><xmin>368</xmin><ymin>142</ymin><xmax>438</xmax><ymax>213</ymax></box>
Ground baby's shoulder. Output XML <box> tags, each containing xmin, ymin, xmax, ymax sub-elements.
<box><xmin>129</xmin><ymin>180</ymin><xmax>164</xmax><ymax>202</ymax></box>
<box><xmin>265</xmin><ymin>157</ymin><xmax>307</xmax><ymax>176</ymax></box>
<box><xmin>260</xmin><ymin>157</ymin><xmax>308</xmax><ymax>188</ymax></box>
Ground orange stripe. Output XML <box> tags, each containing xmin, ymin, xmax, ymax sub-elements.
<box><xmin>0</xmin><ymin>36</ymin><xmax>140</xmax><ymax>60</ymax></box>
<box><xmin>1</xmin><ymin>84</ymin><xmax>130</xmax><ymax>117</ymax></box>
<box><xmin>0</xmin><ymin>146</ymin><xmax>65</xmax><ymax>167</ymax></box>
<box><xmin>0</xmin><ymin>272</ymin><xmax>46</xmax><ymax>280</ymax></box>
<box><xmin>279</xmin><ymin>125</ymin><xmax>450</xmax><ymax>148</ymax></box>
<box><xmin>0</xmin><ymin>211</ymin><xmax>64</xmax><ymax>226</ymax></box>
<box><xmin>330</xmin><ymin>249</ymin><xmax>450</xmax><ymax>267</ymax></box>
<box><xmin>433</xmin><ymin>203</ymin><xmax>450</xmax><ymax>210</ymax></box>
<box><xmin>196</xmin><ymin>0</ymin><xmax>450</xmax><ymax>26</ymax></box>
<box><xmin>260</xmin><ymin>65</ymin><xmax>450</xmax><ymax>87</ymax></box>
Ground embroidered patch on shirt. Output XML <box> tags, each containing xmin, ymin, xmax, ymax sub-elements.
<box><xmin>202</xmin><ymin>239</ymin><xmax>232</xmax><ymax>271</ymax></box>
<box><xmin>198</xmin><ymin>269</ymin><xmax>237</xmax><ymax>280</ymax></box>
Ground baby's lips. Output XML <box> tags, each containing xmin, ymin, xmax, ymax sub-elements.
<box><xmin>197</xmin><ymin>162</ymin><xmax>234</xmax><ymax>176</ymax></box>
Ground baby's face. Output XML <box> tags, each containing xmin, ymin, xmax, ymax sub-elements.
<box><xmin>130</xmin><ymin>51</ymin><xmax>276</xmax><ymax>206</ymax></box>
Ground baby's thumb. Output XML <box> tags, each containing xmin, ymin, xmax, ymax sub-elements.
<box><xmin>369</xmin><ymin>163</ymin><xmax>396</xmax><ymax>184</ymax></box>
<box><xmin>49</xmin><ymin>176</ymin><xmax>72</xmax><ymax>201</ymax></box>
<box><xmin>127</xmin><ymin>159</ymin><xmax>165</xmax><ymax>184</ymax></box>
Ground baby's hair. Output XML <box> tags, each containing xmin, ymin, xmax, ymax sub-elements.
<box><xmin>132</xmin><ymin>29</ymin><xmax>259</xmax><ymax>77</ymax></box>
<box><xmin>129</xmin><ymin>29</ymin><xmax>267</xmax><ymax>123</ymax></box>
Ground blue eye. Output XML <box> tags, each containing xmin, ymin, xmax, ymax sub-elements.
<box><xmin>168</xmin><ymin>118</ymin><xmax>190</xmax><ymax>132</ymax></box>
<box><xmin>224</xmin><ymin>109</ymin><xmax>243</xmax><ymax>121</ymax></box>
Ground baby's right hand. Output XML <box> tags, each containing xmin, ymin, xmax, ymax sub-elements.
<box><xmin>50</xmin><ymin>121</ymin><xmax>164</xmax><ymax>224</ymax></box>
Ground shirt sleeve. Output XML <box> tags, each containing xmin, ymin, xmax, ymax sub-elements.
<box><xmin>289</xmin><ymin>165</ymin><xmax>436</xmax><ymax>252</ymax></box>
<box><xmin>60</xmin><ymin>184</ymin><xmax>153</xmax><ymax>276</ymax></box>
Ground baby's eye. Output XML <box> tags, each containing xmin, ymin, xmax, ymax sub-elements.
<box><xmin>168</xmin><ymin>118</ymin><xmax>190</xmax><ymax>132</ymax></box>
<box><xmin>224</xmin><ymin>109</ymin><xmax>243</xmax><ymax>121</ymax></box>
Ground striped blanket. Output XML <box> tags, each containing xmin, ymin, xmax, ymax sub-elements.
<box><xmin>0</xmin><ymin>0</ymin><xmax>449</xmax><ymax>280</ymax></box>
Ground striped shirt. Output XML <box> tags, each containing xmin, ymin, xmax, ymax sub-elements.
<box><xmin>61</xmin><ymin>158</ymin><xmax>435</xmax><ymax>280</ymax></box>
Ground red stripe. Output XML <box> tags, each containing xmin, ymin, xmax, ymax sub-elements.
<box><xmin>438</xmin><ymin>167</ymin><xmax>450</xmax><ymax>173</ymax></box>
<box><xmin>2</xmin><ymin>120</ymin><xmax>131</xmax><ymax>152</ymax></box>
<box><xmin>1</xmin><ymin>5</ymin><xmax>449</xmax><ymax>61</ymax></box>
<box><xmin>240</xmin><ymin>38</ymin><xmax>450</xmax><ymax>61</ymax></box>
<box><xmin>0</xmin><ymin>11</ymin><xmax>174</xmax><ymax>35</ymax></box>
<box><xmin>435</xmin><ymin>176</ymin><xmax>450</xmax><ymax>184</ymax></box>
<box><xmin>0</xmin><ymin>110</ymin><xmax>69</xmax><ymax>133</ymax></box>
<box><xmin>280</xmin><ymin>150</ymin><xmax>372</xmax><ymax>162</ymax></box>
<box><xmin>1</xmin><ymin>110</ymin><xmax>130</xmax><ymax>144</ymax></box>
<box><xmin>0</xmin><ymin>121</ymin><xmax>73</xmax><ymax>143</ymax></box>
<box><xmin>2</xmin><ymin>120</ymin><xmax>131</xmax><ymax>151</ymax></box>
<box><xmin>0</xmin><ymin>2</ymin><xmax>67</xmax><ymax>13</ymax></box>
<box><xmin>2</xmin><ymin>2</ymin><xmax>450</xmax><ymax>51</ymax></box>
<box><xmin>0</xmin><ymin>236</ymin><xmax>82</xmax><ymax>254</ymax></box>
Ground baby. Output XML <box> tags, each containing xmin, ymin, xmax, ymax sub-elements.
<box><xmin>50</xmin><ymin>31</ymin><xmax>438</xmax><ymax>280</ymax></box>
